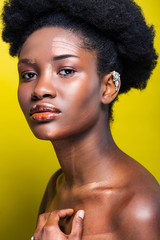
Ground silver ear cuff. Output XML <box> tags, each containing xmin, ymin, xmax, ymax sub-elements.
<box><xmin>112</xmin><ymin>71</ymin><xmax>120</xmax><ymax>91</ymax></box>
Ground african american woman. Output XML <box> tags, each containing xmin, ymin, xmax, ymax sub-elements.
<box><xmin>1</xmin><ymin>0</ymin><xmax>160</xmax><ymax>239</ymax></box>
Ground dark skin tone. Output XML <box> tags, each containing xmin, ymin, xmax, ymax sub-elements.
<box><xmin>18</xmin><ymin>27</ymin><xmax>160</xmax><ymax>240</ymax></box>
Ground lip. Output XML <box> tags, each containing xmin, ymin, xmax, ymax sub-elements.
<box><xmin>30</xmin><ymin>103</ymin><xmax>61</xmax><ymax>122</ymax></box>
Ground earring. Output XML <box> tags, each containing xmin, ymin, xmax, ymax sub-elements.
<box><xmin>111</xmin><ymin>71</ymin><xmax>120</xmax><ymax>91</ymax></box>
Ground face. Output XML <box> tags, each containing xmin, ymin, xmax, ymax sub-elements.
<box><xmin>18</xmin><ymin>27</ymin><xmax>104</xmax><ymax>140</ymax></box>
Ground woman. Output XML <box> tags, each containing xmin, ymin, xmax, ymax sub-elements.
<box><xmin>1</xmin><ymin>0</ymin><xmax>160</xmax><ymax>239</ymax></box>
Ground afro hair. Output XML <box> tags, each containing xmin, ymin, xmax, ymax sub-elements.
<box><xmin>1</xmin><ymin>0</ymin><xmax>158</xmax><ymax>111</ymax></box>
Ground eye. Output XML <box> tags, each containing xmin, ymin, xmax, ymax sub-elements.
<box><xmin>58</xmin><ymin>69</ymin><xmax>76</xmax><ymax>78</ymax></box>
<box><xmin>21</xmin><ymin>72</ymin><xmax>37</xmax><ymax>81</ymax></box>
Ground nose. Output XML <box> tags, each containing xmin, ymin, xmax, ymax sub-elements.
<box><xmin>31</xmin><ymin>72</ymin><xmax>56</xmax><ymax>100</ymax></box>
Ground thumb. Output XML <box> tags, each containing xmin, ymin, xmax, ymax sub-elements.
<box><xmin>70</xmin><ymin>210</ymin><xmax>85</xmax><ymax>239</ymax></box>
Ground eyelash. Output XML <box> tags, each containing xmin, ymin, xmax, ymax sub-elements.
<box><xmin>58</xmin><ymin>69</ymin><xmax>76</xmax><ymax>78</ymax></box>
<box><xmin>21</xmin><ymin>72</ymin><xmax>37</xmax><ymax>81</ymax></box>
<box><xmin>20</xmin><ymin>68</ymin><xmax>76</xmax><ymax>81</ymax></box>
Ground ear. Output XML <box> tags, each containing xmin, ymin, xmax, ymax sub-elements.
<box><xmin>101</xmin><ymin>72</ymin><xmax>121</xmax><ymax>105</ymax></box>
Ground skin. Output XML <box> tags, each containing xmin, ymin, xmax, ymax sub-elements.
<box><xmin>18</xmin><ymin>27</ymin><xmax>160</xmax><ymax>240</ymax></box>
<box><xmin>33</xmin><ymin>209</ymin><xmax>84</xmax><ymax>240</ymax></box>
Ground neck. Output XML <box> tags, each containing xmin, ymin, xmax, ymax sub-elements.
<box><xmin>51</xmin><ymin>116</ymin><xmax>119</xmax><ymax>188</ymax></box>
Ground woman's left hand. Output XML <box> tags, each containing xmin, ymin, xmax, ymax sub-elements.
<box><xmin>32</xmin><ymin>208</ymin><xmax>84</xmax><ymax>240</ymax></box>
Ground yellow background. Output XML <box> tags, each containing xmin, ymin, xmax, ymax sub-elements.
<box><xmin>0</xmin><ymin>0</ymin><xmax>159</xmax><ymax>239</ymax></box>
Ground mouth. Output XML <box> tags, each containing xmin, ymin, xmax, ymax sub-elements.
<box><xmin>30</xmin><ymin>103</ymin><xmax>61</xmax><ymax>122</ymax></box>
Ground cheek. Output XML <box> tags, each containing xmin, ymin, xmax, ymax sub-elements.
<box><xmin>63</xmin><ymin>77</ymin><xmax>101</xmax><ymax>123</ymax></box>
<box><xmin>80</xmin><ymin>88</ymin><xmax>101</xmax><ymax>124</ymax></box>
<box><xmin>17</xmin><ymin>85</ymin><xmax>30</xmax><ymax>114</ymax></box>
<box><xmin>78</xmin><ymin>77</ymin><xmax>101</xmax><ymax>113</ymax></box>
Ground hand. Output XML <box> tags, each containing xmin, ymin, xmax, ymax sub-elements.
<box><xmin>32</xmin><ymin>209</ymin><xmax>85</xmax><ymax>240</ymax></box>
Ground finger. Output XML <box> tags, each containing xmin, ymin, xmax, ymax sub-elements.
<box><xmin>70</xmin><ymin>210</ymin><xmax>85</xmax><ymax>239</ymax></box>
<box><xmin>41</xmin><ymin>209</ymin><xmax>74</xmax><ymax>240</ymax></box>
<box><xmin>46</xmin><ymin>208</ymin><xmax>74</xmax><ymax>227</ymax></box>
<box><xmin>33</xmin><ymin>213</ymin><xmax>51</xmax><ymax>240</ymax></box>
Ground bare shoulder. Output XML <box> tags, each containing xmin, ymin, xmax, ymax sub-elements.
<box><xmin>38</xmin><ymin>168</ymin><xmax>63</xmax><ymax>215</ymax></box>
<box><xmin>121</xmin><ymin>190</ymin><xmax>160</xmax><ymax>239</ymax></box>
<box><xmin>120</xmin><ymin>159</ymin><xmax>160</xmax><ymax>239</ymax></box>
<box><xmin>117</xmin><ymin>153</ymin><xmax>160</xmax><ymax>239</ymax></box>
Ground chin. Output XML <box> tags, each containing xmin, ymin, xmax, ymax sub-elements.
<box><xmin>28</xmin><ymin>124</ymin><xmax>71</xmax><ymax>141</ymax></box>
<box><xmin>30</xmin><ymin>127</ymin><xmax>61</xmax><ymax>140</ymax></box>
<box><xmin>27</xmin><ymin>115</ymin><xmax>99</xmax><ymax>141</ymax></box>
<box><xmin>29</xmin><ymin>124</ymin><xmax>87</xmax><ymax>141</ymax></box>
<box><xmin>27</xmin><ymin>119</ymin><xmax>65</xmax><ymax>140</ymax></box>
<box><xmin>32</xmin><ymin>132</ymin><xmax>51</xmax><ymax>140</ymax></box>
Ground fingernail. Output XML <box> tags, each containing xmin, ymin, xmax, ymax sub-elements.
<box><xmin>77</xmin><ymin>210</ymin><xmax>85</xmax><ymax>219</ymax></box>
<box><xmin>31</xmin><ymin>237</ymin><xmax>34</xmax><ymax>240</ymax></box>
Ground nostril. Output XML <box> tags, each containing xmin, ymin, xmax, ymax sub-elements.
<box><xmin>43</xmin><ymin>94</ymin><xmax>54</xmax><ymax>98</ymax></box>
<box><xmin>31</xmin><ymin>93</ymin><xmax>56</xmax><ymax>101</ymax></box>
<box><xmin>31</xmin><ymin>94</ymin><xmax>41</xmax><ymax>101</ymax></box>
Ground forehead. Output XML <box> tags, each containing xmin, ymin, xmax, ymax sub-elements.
<box><xmin>19</xmin><ymin>26</ymin><xmax>88</xmax><ymax>58</ymax></box>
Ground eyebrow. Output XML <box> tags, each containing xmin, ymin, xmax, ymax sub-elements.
<box><xmin>18</xmin><ymin>54</ymin><xmax>79</xmax><ymax>65</ymax></box>
<box><xmin>53</xmin><ymin>54</ymin><xmax>79</xmax><ymax>61</ymax></box>
<box><xmin>18</xmin><ymin>58</ymin><xmax>36</xmax><ymax>65</ymax></box>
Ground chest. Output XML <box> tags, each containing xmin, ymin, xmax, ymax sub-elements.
<box><xmin>46</xmin><ymin>185</ymin><xmax>131</xmax><ymax>238</ymax></box>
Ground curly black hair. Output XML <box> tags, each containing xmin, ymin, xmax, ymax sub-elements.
<box><xmin>1</xmin><ymin>0</ymin><xmax>158</xmax><ymax>119</ymax></box>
